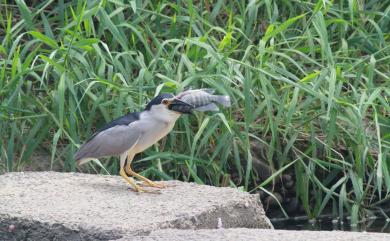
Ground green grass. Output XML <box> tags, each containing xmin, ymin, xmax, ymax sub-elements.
<box><xmin>1</xmin><ymin>0</ymin><xmax>389</xmax><ymax>223</ymax></box>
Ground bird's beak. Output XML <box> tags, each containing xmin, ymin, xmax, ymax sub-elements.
<box><xmin>168</xmin><ymin>98</ymin><xmax>193</xmax><ymax>114</ymax></box>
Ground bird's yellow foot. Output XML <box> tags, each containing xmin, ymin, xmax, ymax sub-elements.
<box><xmin>125</xmin><ymin>167</ymin><xmax>166</xmax><ymax>189</ymax></box>
<box><xmin>119</xmin><ymin>167</ymin><xmax>146</xmax><ymax>192</ymax></box>
<box><xmin>140</xmin><ymin>180</ymin><xmax>166</xmax><ymax>189</ymax></box>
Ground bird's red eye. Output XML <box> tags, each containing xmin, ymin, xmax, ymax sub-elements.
<box><xmin>162</xmin><ymin>99</ymin><xmax>169</xmax><ymax>105</ymax></box>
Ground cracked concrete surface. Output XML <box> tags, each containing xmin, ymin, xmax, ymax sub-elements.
<box><xmin>0</xmin><ymin>172</ymin><xmax>272</xmax><ymax>240</ymax></box>
<box><xmin>2</xmin><ymin>172</ymin><xmax>387</xmax><ymax>241</ymax></box>
<box><xmin>130</xmin><ymin>228</ymin><xmax>390</xmax><ymax>241</ymax></box>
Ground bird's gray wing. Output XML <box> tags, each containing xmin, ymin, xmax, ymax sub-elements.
<box><xmin>74</xmin><ymin>123</ymin><xmax>142</xmax><ymax>160</ymax></box>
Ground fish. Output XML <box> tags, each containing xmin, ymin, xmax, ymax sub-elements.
<box><xmin>175</xmin><ymin>88</ymin><xmax>231</xmax><ymax>112</ymax></box>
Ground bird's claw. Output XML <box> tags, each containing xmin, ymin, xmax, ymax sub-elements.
<box><xmin>139</xmin><ymin>181</ymin><xmax>166</xmax><ymax>189</ymax></box>
<box><xmin>129</xmin><ymin>186</ymin><xmax>161</xmax><ymax>194</ymax></box>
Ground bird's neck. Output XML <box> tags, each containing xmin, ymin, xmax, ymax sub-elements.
<box><xmin>140</xmin><ymin>108</ymin><xmax>181</xmax><ymax>125</ymax></box>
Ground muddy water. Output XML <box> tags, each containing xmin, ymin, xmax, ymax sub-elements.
<box><xmin>272</xmin><ymin>217</ymin><xmax>390</xmax><ymax>233</ymax></box>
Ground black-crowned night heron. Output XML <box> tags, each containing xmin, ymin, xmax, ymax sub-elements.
<box><xmin>74</xmin><ymin>93</ymin><xmax>193</xmax><ymax>192</ymax></box>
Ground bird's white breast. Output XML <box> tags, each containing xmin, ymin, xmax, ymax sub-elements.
<box><xmin>131</xmin><ymin>105</ymin><xmax>180</xmax><ymax>153</ymax></box>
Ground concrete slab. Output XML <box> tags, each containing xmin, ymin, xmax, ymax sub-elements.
<box><xmin>0</xmin><ymin>172</ymin><xmax>272</xmax><ymax>240</ymax></box>
<box><xmin>131</xmin><ymin>228</ymin><xmax>390</xmax><ymax>241</ymax></box>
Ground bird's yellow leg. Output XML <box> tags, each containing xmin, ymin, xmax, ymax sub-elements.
<box><xmin>127</xmin><ymin>167</ymin><xmax>165</xmax><ymax>188</ymax></box>
<box><xmin>119</xmin><ymin>167</ymin><xmax>146</xmax><ymax>192</ymax></box>
<box><xmin>125</xmin><ymin>155</ymin><xmax>165</xmax><ymax>189</ymax></box>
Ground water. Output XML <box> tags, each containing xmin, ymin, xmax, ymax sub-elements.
<box><xmin>272</xmin><ymin>217</ymin><xmax>390</xmax><ymax>233</ymax></box>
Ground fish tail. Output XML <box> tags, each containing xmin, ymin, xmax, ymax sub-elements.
<box><xmin>216</xmin><ymin>95</ymin><xmax>231</xmax><ymax>107</ymax></box>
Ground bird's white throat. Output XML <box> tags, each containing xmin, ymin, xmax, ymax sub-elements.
<box><xmin>143</xmin><ymin>104</ymin><xmax>181</xmax><ymax>124</ymax></box>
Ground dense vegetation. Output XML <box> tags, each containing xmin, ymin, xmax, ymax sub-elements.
<box><xmin>1</xmin><ymin>0</ymin><xmax>389</xmax><ymax>224</ymax></box>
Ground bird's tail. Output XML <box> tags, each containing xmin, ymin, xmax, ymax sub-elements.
<box><xmin>76</xmin><ymin>158</ymin><xmax>93</xmax><ymax>166</ymax></box>
<box><xmin>216</xmin><ymin>95</ymin><xmax>231</xmax><ymax>107</ymax></box>
<box><xmin>74</xmin><ymin>148</ymin><xmax>93</xmax><ymax>166</ymax></box>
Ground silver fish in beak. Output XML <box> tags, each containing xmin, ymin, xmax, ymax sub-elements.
<box><xmin>175</xmin><ymin>89</ymin><xmax>231</xmax><ymax>112</ymax></box>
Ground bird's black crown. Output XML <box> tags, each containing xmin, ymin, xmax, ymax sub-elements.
<box><xmin>145</xmin><ymin>93</ymin><xmax>174</xmax><ymax>110</ymax></box>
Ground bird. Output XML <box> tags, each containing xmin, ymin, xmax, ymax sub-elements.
<box><xmin>74</xmin><ymin>93</ymin><xmax>193</xmax><ymax>192</ymax></box>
